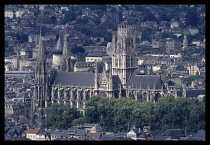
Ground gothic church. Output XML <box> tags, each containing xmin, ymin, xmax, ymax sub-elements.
<box><xmin>32</xmin><ymin>23</ymin><xmax>165</xmax><ymax>127</ymax></box>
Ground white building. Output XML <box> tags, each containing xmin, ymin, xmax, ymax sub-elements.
<box><xmin>25</xmin><ymin>129</ymin><xmax>49</xmax><ymax>141</ymax></box>
<box><xmin>5</xmin><ymin>8</ymin><xmax>14</xmax><ymax>18</ymax></box>
<box><xmin>187</xmin><ymin>65</ymin><xmax>200</xmax><ymax>75</ymax></box>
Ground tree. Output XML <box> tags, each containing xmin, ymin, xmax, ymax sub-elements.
<box><xmin>63</xmin><ymin>11</ymin><xmax>76</xmax><ymax>24</ymax></box>
<box><xmin>19</xmin><ymin>34</ymin><xmax>28</xmax><ymax>43</ymax></box>
<box><xmin>141</xmin><ymin>28</ymin><xmax>153</xmax><ymax>41</ymax></box>
<box><xmin>159</xmin><ymin>13</ymin><xmax>172</xmax><ymax>22</ymax></box>
<box><xmin>84</xmin><ymin>94</ymin><xmax>205</xmax><ymax>133</ymax></box>
<box><xmin>185</xmin><ymin>9</ymin><xmax>198</xmax><ymax>27</ymax></box>
<box><xmin>161</xmin><ymin>32</ymin><xmax>177</xmax><ymax>39</ymax></box>
<box><xmin>72</xmin><ymin>117</ymin><xmax>86</xmax><ymax>126</ymax></box>
<box><xmin>89</xmin><ymin>5</ymin><xmax>106</xmax><ymax>11</ymax></box>
<box><xmin>71</xmin><ymin>46</ymin><xmax>85</xmax><ymax>54</ymax></box>
<box><xmin>42</xmin><ymin>103</ymin><xmax>81</xmax><ymax>130</ymax></box>
<box><xmin>84</xmin><ymin>95</ymin><xmax>103</xmax><ymax>123</ymax></box>
<box><xmin>152</xmin><ymin>96</ymin><xmax>175</xmax><ymax>131</ymax></box>
<box><xmin>143</xmin><ymin>10</ymin><xmax>157</xmax><ymax>22</ymax></box>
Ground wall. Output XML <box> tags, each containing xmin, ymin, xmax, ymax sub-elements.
<box><xmin>52</xmin><ymin>54</ymin><xmax>62</xmax><ymax>68</ymax></box>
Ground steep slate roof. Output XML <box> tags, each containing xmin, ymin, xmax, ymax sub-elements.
<box><xmin>5</xmin><ymin>92</ymin><xmax>16</xmax><ymax>98</ymax></box>
<box><xmin>163</xmin><ymin>129</ymin><xmax>185</xmax><ymax>139</ymax></box>
<box><xmin>68</xmin><ymin>137</ymin><xmax>82</xmax><ymax>141</ymax></box>
<box><xmin>137</xmin><ymin>132</ymin><xmax>147</xmax><ymax>139</ymax></box>
<box><xmin>168</xmin><ymin>130</ymin><xmax>185</xmax><ymax>139</ymax></box>
<box><xmin>90</xmin><ymin>124</ymin><xmax>103</xmax><ymax>133</ymax></box>
<box><xmin>75</xmin><ymin>128</ymin><xmax>86</xmax><ymax>136</ymax></box>
<box><xmin>7</xmin><ymin>136</ymin><xmax>32</xmax><ymax>141</ymax></box>
<box><xmin>171</xmin><ymin>77</ymin><xmax>182</xmax><ymax>87</ymax></box>
<box><xmin>5</xmin><ymin>128</ymin><xmax>20</xmax><ymax>137</ymax></box>
<box><xmin>116</xmin><ymin>132</ymin><xmax>127</xmax><ymax>137</ymax></box>
<box><xmin>18</xmin><ymin>116</ymin><xmax>30</xmax><ymax>125</ymax></box>
<box><xmin>53</xmin><ymin>137</ymin><xmax>67</xmax><ymax>141</ymax></box>
<box><xmin>186</xmin><ymin>89</ymin><xmax>205</xmax><ymax>98</ymax></box>
<box><xmin>86</xmin><ymin>132</ymin><xmax>102</xmax><ymax>140</ymax></box>
<box><xmin>5</xmin><ymin>127</ymin><xmax>10</xmax><ymax>133</ymax></box>
<box><xmin>52</xmin><ymin>37</ymin><xmax>63</xmax><ymax>54</ymax></box>
<box><xmin>128</xmin><ymin>75</ymin><xmax>162</xmax><ymax>89</ymax></box>
<box><xmin>98</xmin><ymin>135</ymin><xmax>115</xmax><ymax>140</ymax></box>
<box><xmin>9</xmin><ymin>136</ymin><xmax>32</xmax><ymax>141</ymax></box>
<box><xmin>149</xmin><ymin>130</ymin><xmax>161</xmax><ymax>138</ymax></box>
<box><xmin>154</xmin><ymin>135</ymin><xmax>168</xmax><ymax>140</ymax></box>
<box><xmin>50</xmin><ymin>71</ymin><xmax>95</xmax><ymax>86</ymax></box>
<box><xmin>177</xmin><ymin>89</ymin><xmax>205</xmax><ymax>98</ymax></box>
<box><xmin>68</xmin><ymin>126</ymin><xmax>78</xmax><ymax>135</ymax></box>
<box><xmin>176</xmin><ymin>65</ymin><xmax>186</xmax><ymax>71</ymax></box>
<box><xmin>86</xmin><ymin>51</ymin><xmax>107</xmax><ymax>57</ymax></box>
<box><xmin>115</xmin><ymin>136</ymin><xmax>135</xmax><ymax>140</ymax></box>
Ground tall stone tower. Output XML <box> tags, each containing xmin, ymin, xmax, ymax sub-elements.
<box><xmin>112</xmin><ymin>23</ymin><xmax>137</xmax><ymax>88</ymax></box>
<box><xmin>32</xmin><ymin>30</ymin><xmax>48</xmax><ymax>127</ymax></box>
<box><xmin>52</xmin><ymin>37</ymin><xmax>63</xmax><ymax>70</ymax></box>
<box><xmin>60</xmin><ymin>30</ymin><xmax>71</xmax><ymax>72</ymax></box>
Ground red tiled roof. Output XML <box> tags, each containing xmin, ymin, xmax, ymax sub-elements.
<box><xmin>23</xmin><ymin>130</ymin><xmax>29</xmax><ymax>136</ymax></box>
<box><xmin>27</xmin><ymin>129</ymin><xmax>41</xmax><ymax>134</ymax></box>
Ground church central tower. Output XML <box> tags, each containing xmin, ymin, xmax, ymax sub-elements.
<box><xmin>112</xmin><ymin>23</ymin><xmax>137</xmax><ymax>88</ymax></box>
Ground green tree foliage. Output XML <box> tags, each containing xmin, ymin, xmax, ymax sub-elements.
<box><xmin>84</xmin><ymin>95</ymin><xmax>205</xmax><ymax>133</ymax></box>
<box><xmin>141</xmin><ymin>28</ymin><xmax>153</xmax><ymax>41</ymax></box>
<box><xmin>143</xmin><ymin>10</ymin><xmax>157</xmax><ymax>22</ymax></box>
<box><xmin>42</xmin><ymin>103</ymin><xmax>81</xmax><ymax>130</ymax></box>
<box><xmin>182</xmin><ymin>75</ymin><xmax>204</xmax><ymax>84</ymax></box>
<box><xmin>63</xmin><ymin>10</ymin><xmax>76</xmax><ymax>24</ymax></box>
<box><xmin>7</xmin><ymin>33</ymin><xmax>28</xmax><ymax>43</ymax></box>
<box><xmin>89</xmin><ymin>5</ymin><xmax>106</xmax><ymax>11</ymax></box>
<box><xmin>72</xmin><ymin>117</ymin><xmax>86</xmax><ymax>126</ymax></box>
<box><xmin>161</xmin><ymin>32</ymin><xmax>177</xmax><ymax>39</ymax></box>
<box><xmin>159</xmin><ymin>13</ymin><xmax>172</xmax><ymax>22</ymax></box>
<box><xmin>185</xmin><ymin>9</ymin><xmax>198</xmax><ymax>27</ymax></box>
<box><xmin>74</xmin><ymin>17</ymin><xmax>112</xmax><ymax>42</ymax></box>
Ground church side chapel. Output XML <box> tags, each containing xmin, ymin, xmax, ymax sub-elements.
<box><xmin>31</xmin><ymin>23</ymin><xmax>167</xmax><ymax>126</ymax></box>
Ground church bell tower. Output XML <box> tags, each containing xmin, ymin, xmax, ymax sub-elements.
<box><xmin>112</xmin><ymin>23</ymin><xmax>137</xmax><ymax>88</ymax></box>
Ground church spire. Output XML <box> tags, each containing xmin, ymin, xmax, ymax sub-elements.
<box><xmin>60</xmin><ymin>29</ymin><xmax>71</xmax><ymax>72</ymax></box>
<box><xmin>37</xmin><ymin>29</ymin><xmax>44</xmax><ymax>60</ymax></box>
<box><xmin>32</xmin><ymin>27</ymin><xmax>48</xmax><ymax>127</ymax></box>
<box><xmin>63</xmin><ymin>30</ymin><xmax>68</xmax><ymax>57</ymax></box>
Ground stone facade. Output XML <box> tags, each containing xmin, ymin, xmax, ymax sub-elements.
<box><xmin>32</xmin><ymin>23</ymin><xmax>166</xmax><ymax>127</ymax></box>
